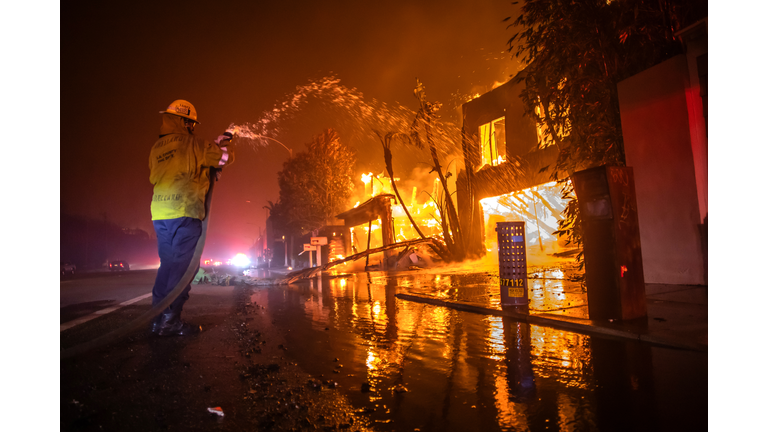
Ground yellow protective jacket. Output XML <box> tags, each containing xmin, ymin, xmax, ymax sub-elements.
<box><xmin>149</xmin><ymin>114</ymin><xmax>234</xmax><ymax>220</ymax></box>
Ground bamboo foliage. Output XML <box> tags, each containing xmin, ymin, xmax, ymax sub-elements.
<box><xmin>506</xmin><ymin>0</ymin><xmax>706</xmax><ymax>255</ymax></box>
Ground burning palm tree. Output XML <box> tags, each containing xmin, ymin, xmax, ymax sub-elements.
<box><xmin>372</xmin><ymin>130</ymin><xmax>450</xmax><ymax>261</ymax></box>
<box><xmin>409</xmin><ymin>79</ymin><xmax>465</xmax><ymax>260</ymax></box>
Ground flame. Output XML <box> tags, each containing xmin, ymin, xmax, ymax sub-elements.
<box><xmin>479</xmin><ymin>181</ymin><xmax>573</xmax><ymax>260</ymax></box>
<box><xmin>340</xmin><ymin>166</ymin><xmax>465</xmax><ymax>261</ymax></box>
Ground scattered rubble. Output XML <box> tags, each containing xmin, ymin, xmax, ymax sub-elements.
<box><xmin>230</xmin><ymin>284</ymin><xmax>374</xmax><ymax>430</ymax></box>
<box><xmin>241</xmin><ymin>277</ymin><xmax>279</xmax><ymax>286</ymax></box>
<box><xmin>279</xmin><ymin>237</ymin><xmax>440</xmax><ymax>284</ymax></box>
<box><xmin>207</xmin><ymin>407</ymin><xmax>225</xmax><ymax>417</ymax></box>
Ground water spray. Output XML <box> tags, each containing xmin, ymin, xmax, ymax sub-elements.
<box><xmin>227</xmin><ymin>125</ymin><xmax>292</xmax><ymax>158</ymax></box>
<box><xmin>222</xmin><ymin>76</ymin><xmax>466</xmax><ymax>164</ymax></box>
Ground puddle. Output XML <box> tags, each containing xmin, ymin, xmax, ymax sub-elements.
<box><xmin>250</xmin><ymin>270</ymin><xmax>706</xmax><ymax>431</ymax></box>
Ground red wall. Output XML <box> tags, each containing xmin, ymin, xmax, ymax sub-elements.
<box><xmin>618</xmin><ymin>54</ymin><xmax>706</xmax><ymax>285</ymax></box>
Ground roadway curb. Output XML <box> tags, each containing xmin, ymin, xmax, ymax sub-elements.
<box><xmin>395</xmin><ymin>293</ymin><xmax>707</xmax><ymax>352</ymax></box>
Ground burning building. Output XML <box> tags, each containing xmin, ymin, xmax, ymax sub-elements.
<box><xmin>456</xmin><ymin>16</ymin><xmax>708</xmax><ymax>286</ymax></box>
<box><xmin>456</xmin><ymin>77</ymin><xmax>574</xmax><ymax>263</ymax></box>
<box><xmin>317</xmin><ymin>78</ymin><xmax>574</xmax><ymax>271</ymax></box>
<box><xmin>332</xmin><ymin>173</ymin><xmax>447</xmax><ymax>271</ymax></box>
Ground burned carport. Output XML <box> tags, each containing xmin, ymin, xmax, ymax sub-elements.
<box><xmin>335</xmin><ymin>194</ymin><xmax>397</xmax><ymax>270</ymax></box>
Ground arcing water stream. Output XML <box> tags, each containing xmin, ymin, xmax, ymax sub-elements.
<box><xmin>226</xmin><ymin>75</ymin><xmax>466</xmax><ymax>164</ymax></box>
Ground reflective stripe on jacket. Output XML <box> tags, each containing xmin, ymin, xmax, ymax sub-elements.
<box><xmin>149</xmin><ymin>114</ymin><xmax>234</xmax><ymax>220</ymax></box>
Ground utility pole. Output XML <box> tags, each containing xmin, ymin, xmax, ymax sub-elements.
<box><xmin>290</xmin><ymin>235</ymin><xmax>295</xmax><ymax>268</ymax></box>
<box><xmin>283</xmin><ymin>236</ymin><xmax>288</xmax><ymax>267</ymax></box>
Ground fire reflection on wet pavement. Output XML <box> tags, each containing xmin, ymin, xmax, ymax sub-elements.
<box><xmin>251</xmin><ymin>266</ymin><xmax>706</xmax><ymax>431</ymax></box>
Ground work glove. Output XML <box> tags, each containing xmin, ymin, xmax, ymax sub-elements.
<box><xmin>215</xmin><ymin>132</ymin><xmax>234</xmax><ymax>145</ymax></box>
<box><xmin>213</xmin><ymin>132</ymin><xmax>233</xmax><ymax>181</ymax></box>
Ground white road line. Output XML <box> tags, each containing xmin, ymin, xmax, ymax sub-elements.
<box><xmin>60</xmin><ymin>293</ymin><xmax>153</xmax><ymax>332</ymax></box>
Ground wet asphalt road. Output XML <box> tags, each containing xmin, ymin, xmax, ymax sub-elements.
<box><xmin>61</xmin><ymin>271</ymin><xmax>369</xmax><ymax>431</ymax></box>
<box><xmin>60</xmin><ymin>267</ymin><xmax>707</xmax><ymax>431</ymax></box>
<box><xmin>60</xmin><ymin>270</ymin><xmax>158</xmax><ymax>323</ymax></box>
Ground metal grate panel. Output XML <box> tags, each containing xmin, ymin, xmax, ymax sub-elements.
<box><xmin>496</xmin><ymin>221</ymin><xmax>528</xmax><ymax>306</ymax></box>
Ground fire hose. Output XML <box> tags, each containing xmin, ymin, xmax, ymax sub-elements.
<box><xmin>61</xmin><ymin>165</ymin><xmax>221</xmax><ymax>360</ymax></box>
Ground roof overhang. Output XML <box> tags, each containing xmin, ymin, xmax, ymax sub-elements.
<box><xmin>336</xmin><ymin>194</ymin><xmax>395</xmax><ymax>227</ymax></box>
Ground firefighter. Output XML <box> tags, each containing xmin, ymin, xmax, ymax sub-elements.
<box><xmin>149</xmin><ymin>99</ymin><xmax>234</xmax><ymax>336</ymax></box>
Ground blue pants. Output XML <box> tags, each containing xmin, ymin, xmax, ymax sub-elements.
<box><xmin>152</xmin><ymin>217</ymin><xmax>202</xmax><ymax>314</ymax></box>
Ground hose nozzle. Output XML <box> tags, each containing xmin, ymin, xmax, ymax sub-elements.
<box><xmin>225</xmin><ymin>126</ymin><xmax>239</xmax><ymax>137</ymax></box>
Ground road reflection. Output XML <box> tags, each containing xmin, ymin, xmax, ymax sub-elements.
<box><xmin>252</xmin><ymin>270</ymin><xmax>705</xmax><ymax>431</ymax></box>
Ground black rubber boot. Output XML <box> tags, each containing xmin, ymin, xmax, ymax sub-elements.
<box><xmin>150</xmin><ymin>314</ymin><xmax>163</xmax><ymax>334</ymax></box>
<box><xmin>156</xmin><ymin>312</ymin><xmax>201</xmax><ymax>336</ymax></box>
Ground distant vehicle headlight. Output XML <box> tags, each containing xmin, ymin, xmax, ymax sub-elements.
<box><xmin>232</xmin><ymin>253</ymin><xmax>250</xmax><ymax>267</ymax></box>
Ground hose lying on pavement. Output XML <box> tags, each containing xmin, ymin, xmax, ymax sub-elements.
<box><xmin>61</xmin><ymin>170</ymin><xmax>218</xmax><ymax>360</ymax></box>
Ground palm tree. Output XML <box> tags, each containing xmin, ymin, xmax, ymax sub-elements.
<box><xmin>410</xmin><ymin>79</ymin><xmax>464</xmax><ymax>260</ymax></box>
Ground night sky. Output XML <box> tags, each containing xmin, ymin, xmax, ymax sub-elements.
<box><xmin>60</xmin><ymin>1</ymin><xmax>524</xmax><ymax>259</ymax></box>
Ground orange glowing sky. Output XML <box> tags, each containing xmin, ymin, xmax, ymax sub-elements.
<box><xmin>61</xmin><ymin>0</ymin><xmax>523</xmax><ymax>257</ymax></box>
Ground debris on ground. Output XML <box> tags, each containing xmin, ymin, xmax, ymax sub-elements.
<box><xmin>240</xmin><ymin>276</ymin><xmax>279</xmax><ymax>286</ymax></box>
<box><xmin>308</xmin><ymin>379</ymin><xmax>324</xmax><ymax>390</ymax></box>
<box><xmin>393</xmin><ymin>244</ymin><xmax>437</xmax><ymax>270</ymax></box>
<box><xmin>207</xmin><ymin>271</ymin><xmax>234</xmax><ymax>286</ymax></box>
<box><xmin>279</xmin><ymin>237</ymin><xmax>439</xmax><ymax>284</ymax></box>
<box><xmin>192</xmin><ymin>267</ymin><xmax>211</xmax><ymax>284</ymax></box>
<box><xmin>207</xmin><ymin>407</ymin><xmax>225</xmax><ymax>417</ymax></box>
<box><xmin>229</xmin><ymin>284</ymin><xmax>375</xmax><ymax>430</ymax></box>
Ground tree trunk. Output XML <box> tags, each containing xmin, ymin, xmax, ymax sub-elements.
<box><xmin>425</xmin><ymin>116</ymin><xmax>463</xmax><ymax>258</ymax></box>
<box><xmin>383</xmin><ymin>144</ymin><xmax>428</xmax><ymax>241</ymax></box>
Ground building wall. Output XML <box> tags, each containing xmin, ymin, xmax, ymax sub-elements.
<box><xmin>618</xmin><ymin>54</ymin><xmax>706</xmax><ymax>285</ymax></box>
<box><xmin>679</xmin><ymin>20</ymin><xmax>708</xmax><ymax>224</ymax></box>
<box><xmin>458</xmin><ymin>77</ymin><xmax>544</xmax><ymax>255</ymax></box>
<box><xmin>461</xmin><ymin>79</ymin><xmax>539</xmax><ymax>169</ymax></box>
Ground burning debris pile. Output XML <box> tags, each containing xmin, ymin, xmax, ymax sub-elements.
<box><xmin>480</xmin><ymin>181</ymin><xmax>572</xmax><ymax>259</ymax></box>
<box><xmin>280</xmin><ymin>237</ymin><xmax>439</xmax><ymax>284</ymax></box>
